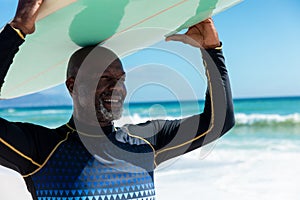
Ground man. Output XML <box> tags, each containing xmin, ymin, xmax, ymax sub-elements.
<box><xmin>0</xmin><ymin>0</ymin><xmax>235</xmax><ymax>199</ymax></box>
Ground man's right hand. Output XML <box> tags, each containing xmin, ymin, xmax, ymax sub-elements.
<box><xmin>10</xmin><ymin>0</ymin><xmax>44</xmax><ymax>35</ymax></box>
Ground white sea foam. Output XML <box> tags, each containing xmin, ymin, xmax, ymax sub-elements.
<box><xmin>39</xmin><ymin>109</ymin><xmax>71</xmax><ymax>114</ymax></box>
<box><xmin>7</xmin><ymin>108</ymin><xmax>16</xmax><ymax>113</ymax></box>
<box><xmin>235</xmin><ymin>113</ymin><xmax>300</xmax><ymax>126</ymax></box>
<box><xmin>116</xmin><ymin>112</ymin><xmax>300</xmax><ymax>127</ymax></box>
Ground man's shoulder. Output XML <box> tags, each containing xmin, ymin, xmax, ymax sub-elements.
<box><xmin>114</xmin><ymin>125</ymin><xmax>149</xmax><ymax>146</ymax></box>
<box><xmin>0</xmin><ymin>118</ymin><xmax>70</xmax><ymax>141</ymax></box>
<box><xmin>114</xmin><ymin>120</ymin><xmax>167</xmax><ymax>146</ymax></box>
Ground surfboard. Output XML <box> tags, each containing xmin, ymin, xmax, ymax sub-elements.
<box><xmin>1</xmin><ymin>0</ymin><xmax>241</xmax><ymax>99</ymax></box>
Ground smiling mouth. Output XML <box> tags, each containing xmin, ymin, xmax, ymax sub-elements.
<box><xmin>101</xmin><ymin>96</ymin><xmax>124</xmax><ymax>109</ymax></box>
<box><xmin>97</xmin><ymin>97</ymin><xmax>123</xmax><ymax>121</ymax></box>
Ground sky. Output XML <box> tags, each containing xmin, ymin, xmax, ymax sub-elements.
<box><xmin>0</xmin><ymin>0</ymin><xmax>299</xmax><ymax>102</ymax></box>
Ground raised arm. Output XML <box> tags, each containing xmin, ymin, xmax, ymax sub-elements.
<box><xmin>0</xmin><ymin>0</ymin><xmax>51</xmax><ymax>175</ymax></box>
<box><xmin>0</xmin><ymin>0</ymin><xmax>43</xmax><ymax>90</ymax></box>
<box><xmin>123</xmin><ymin>19</ymin><xmax>235</xmax><ymax>165</ymax></box>
<box><xmin>154</xmin><ymin>18</ymin><xmax>234</xmax><ymax>163</ymax></box>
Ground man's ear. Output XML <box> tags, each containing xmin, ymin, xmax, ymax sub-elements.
<box><xmin>66</xmin><ymin>77</ymin><xmax>75</xmax><ymax>94</ymax></box>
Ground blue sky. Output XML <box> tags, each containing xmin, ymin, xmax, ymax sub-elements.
<box><xmin>0</xmin><ymin>0</ymin><xmax>299</xmax><ymax>102</ymax></box>
<box><xmin>213</xmin><ymin>0</ymin><xmax>300</xmax><ymax>98</ymax></box>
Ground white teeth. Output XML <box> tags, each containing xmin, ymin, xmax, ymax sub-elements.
<box><xmin>104</xmin><ymin>99</ymin><xmax>119</xmax><ymax>103</ymax></box>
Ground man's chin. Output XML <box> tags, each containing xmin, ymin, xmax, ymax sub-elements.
<box><xmin>96</xmin><ymin>109</ymin><xmax>123</xmax><ymax>122</ymax></box>
<box><xmin>97</xmin><ymin>99</ymin><xmax>124</xmax><ymax>122</ymax></box>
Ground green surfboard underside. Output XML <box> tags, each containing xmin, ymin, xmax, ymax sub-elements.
<box><xmin>1</xmin><ymin>0</ymin><xmax>241</xmax><ymax>98</ymax></box>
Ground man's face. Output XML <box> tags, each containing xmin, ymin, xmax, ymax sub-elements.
<box><xmin>94</xmin><ymin>59</ymin><xmax>127</xmax><ymax>122</ymax></box>
<box><xmin>73</xmin><ymin>58</ymin><xmax>127</xmax><ymax>123</ymax></box>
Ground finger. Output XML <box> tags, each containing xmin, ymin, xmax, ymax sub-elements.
<box><xmin>166</xmin><ymin>34</ymin><xmax>202</xmax><ymax>48</ymax></box>
<box><xmin>165</xmin><ymin>34</ymin><xmax>187</xmax><ymax>42</ymax></box>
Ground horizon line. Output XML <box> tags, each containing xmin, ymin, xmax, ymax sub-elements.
<box><xmin>0</xmin><ymin>95</ymin><xmax>299</xmax><ymax>109</ymax></box>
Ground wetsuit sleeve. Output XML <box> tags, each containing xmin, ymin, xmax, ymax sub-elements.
<box><xmin>0</xmin><ymin>24</ymin><xmax>25</xmax><ymax>90</ymax></box>
<box><xmin>126</xmin><ymin>46</ymin><xmax>235</xmax><ymax>166</ymax></box>
<box><xmin>0</xmin><ymin>24</ymin><xmax>61</xmax><ymax>176</ymax></box>
<box><xmin>154</xmin><ymin>47</ymin><xmax>235</xmax><ymax>164</ymax></box>
<box><xmin>0</xmin><ymin>24</ymin><xmax>35</xmax><ymax>174</ymax></box>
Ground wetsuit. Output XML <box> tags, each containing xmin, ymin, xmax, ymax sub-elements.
<box><xmin>0</xmin><ymin>24</ymin><xmax>235</xmax><ymax>200</ymax></box>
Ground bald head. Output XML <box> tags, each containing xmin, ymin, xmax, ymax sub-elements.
<box><xmin>67</xmin><ymin>46</ymin><xmax>122</xmax><ymax>79</ymax></box>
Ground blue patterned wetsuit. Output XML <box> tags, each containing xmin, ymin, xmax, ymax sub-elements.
<box><xmin>0</xmin><ymin>24</ymin><xmax>235</xmax><ymax>200</ymax></box>
<box><xmin>30</xmin><ymin>122</ymin><xmax>156</xmax><ymax>200</ymax></box>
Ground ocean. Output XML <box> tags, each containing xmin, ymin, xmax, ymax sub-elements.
<box><xmin>0</xmin><ymin>96</ymin><xmax>300</xmax><ymax>200</ymax></box>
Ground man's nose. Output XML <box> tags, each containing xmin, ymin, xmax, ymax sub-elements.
<box><xmin>109</xmin><ymin>79</ymin><xmax>126</xmax><ymax>93</ymax></box>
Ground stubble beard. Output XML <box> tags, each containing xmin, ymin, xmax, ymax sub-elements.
<box><xmin>98</xmin><ymin>98</ymin><xmax>123</xmax><ymax>122</ymax></box>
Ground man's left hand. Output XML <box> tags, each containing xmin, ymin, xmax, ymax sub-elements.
<box><xmin>166</xmin><ymin>18</ymin><xmax>221</xmax><ymax>49</ymax></box>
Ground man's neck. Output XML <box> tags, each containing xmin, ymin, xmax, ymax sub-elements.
<box><xmin>72</xmin><ymin>112</ymin><xmax>113</xmax><ymax>128</ymax></box>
